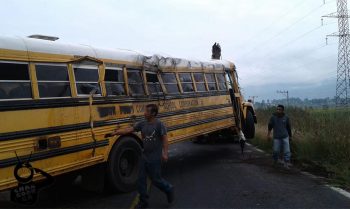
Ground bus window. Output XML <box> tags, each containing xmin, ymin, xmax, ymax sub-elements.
<box><xmin>146</xmin><ymin>72</ymin><xmax>163</xmax><ymax>95</ymax></box>
<box><xmin>36</xmin><ymin>64</ymin><xmax>71</xmax><ymax>98</ymax></box>
<box><xmin>105</xmin><ymin>68</ymin><xmax>125</xmax><ymax>96</ymax></box>
<box><xmin>205</xmin><ymin>73</ymin><xmax>217</xmax><ymax>91</ymax></box>
<box><xmin>225</xmin><ymin>71</ymin><xmax>233</xmax><ymax>89</ymax></box>
<box><xmin>161</xmin><ymin>73</ymin><xmax>179</xmax><ymax>94</ymax></box>
<box><xmin>179</xmin><ymin>73</ymin><xmax>194</xmax><ymax>93</ymax></box>
<box><xmin>193</xmin><ymin>73</ymin><xmax>206</xmax><ymax>92</ymax></box>
<box><xmin>0</xmin><ymin>62</ymin><xmax>32</xmax><ymax>99</ymax></box>
<box><xmin>216</xmin><ymin>73</ymin><xmax>227</xmax><ymax>91</ymax></box>
<box><xmin>74</xmin><ymin>67</ymin><xmax>101</xmax><ymax>96</ymax></box>
<box><xmin>127</xmin><ymin>69</ymin><xmax>145</xmax><ymax>96</ymax></box>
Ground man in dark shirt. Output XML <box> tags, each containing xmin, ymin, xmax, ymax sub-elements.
<box><xmin>110</xmin><ymin>104</ymin><xmax>174</xmax><ymax>208</ymax></box>
<box><xmin>267</xmin><ymin>104</ymin><xmax>292</xmax><ymax>168</ymax></box>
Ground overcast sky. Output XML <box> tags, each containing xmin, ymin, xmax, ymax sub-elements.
<box><xmin>0</xmin><ymin>0</ymin><xmax>340</xmax><ymax>101</ymax></box>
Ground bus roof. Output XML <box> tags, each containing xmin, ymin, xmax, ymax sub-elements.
<box><xmin>0</xmin><ymin>36</ymin><xmax>234</xmax><ymax>70</ymax></box>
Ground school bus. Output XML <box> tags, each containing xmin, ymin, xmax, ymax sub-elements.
<box><xmin>0</xmin><ymin>35</ymin><xmax>256</xmax><ymax>193</ymax></box>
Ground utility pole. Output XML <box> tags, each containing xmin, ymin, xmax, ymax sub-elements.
<box><xmin>249</xmin><ymin>96</ymin><xmax>259</xmax><ymax>103</ymax></box>
<box><xmin>277</xmin><ymin>90</ymin><xmax>289</xmax><ymax>107</ymax></box>
<box><xmin>322</xmin><ymin>0</ymin><xmax>350</xmax><ymax>107</ymax></box>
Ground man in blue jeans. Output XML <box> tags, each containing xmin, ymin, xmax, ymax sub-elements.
<box><xmin>110</xmin><ymin>104</ymin><xmax>174</xmax><ymax>208</ymax></box>
<box><xmin>267</xmin><ymin>104</ymin><xmax>292</xmax><ymax>168</ymax></box>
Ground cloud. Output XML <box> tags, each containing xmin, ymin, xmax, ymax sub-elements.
<box><xmin>0</xmin><ymin>0</ymin><xmax>340</xmax><ymax>99</ymax></box>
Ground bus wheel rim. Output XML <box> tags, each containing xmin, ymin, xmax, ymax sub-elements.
<box><xmin>119</xmin><ymin>148</ymin><xmax>137</xmax><ymax>177</ymax></box>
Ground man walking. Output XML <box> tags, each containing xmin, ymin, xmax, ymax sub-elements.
<box><xmin>109</xmin><ymin>104</ymin><xmax>174</xmax><ymax>208</ymax></box>
<box><xmin>267</xmin><ymin>104</ymin><xmax>292</xmax><ymax>168</ymax></box>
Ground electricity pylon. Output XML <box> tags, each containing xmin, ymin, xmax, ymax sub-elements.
<box><xmin>323</xmin><ymin>0</ymin><xmax>350</xmax><ymax>107</ymax></box>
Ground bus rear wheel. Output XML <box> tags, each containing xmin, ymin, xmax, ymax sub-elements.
<box><xmin>106</xmin><ymin>136</ymin><xmax>142</xmax><ymax>193</ymax></box>
<box><xmin>243</xmin><ymin>111</ymin><xmax>255</xmax><ymax>139</ymax></box>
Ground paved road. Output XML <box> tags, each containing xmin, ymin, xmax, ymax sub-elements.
<box><xmin>1</xmin><ymin>139</ymin><xmax>350</xmax><ymax>208</ymax></box>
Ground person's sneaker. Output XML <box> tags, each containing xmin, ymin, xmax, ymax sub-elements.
<box><xmin>283</xmin><ymin>162</ymin><xmax>292</xmax><ymax>170</ymax></box>
<box><xmin>166</xmin><ymin>187</ymin><xmax>174</xmax><ymax>203</ymax></box>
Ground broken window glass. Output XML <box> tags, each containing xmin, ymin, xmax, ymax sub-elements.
<box><xmin>206</xmin><ymin>73</ymin><xmax>217</xmax><ymax>91</ymax></box>
<box><xmin>105</xmin><ymin>68</ymin><xmax>125</xmax><ymax>96</ymax></box>
<box><xmin>194</xmin><ymin>73</ymin><xmax>206</xmax><ymax>92</ymax></box>
<box><xmin>216</xmin><ymin>73</ymin><xmax>227</xmax><ymax>91</ymax></box>
<box><xmin>146</xmin><ymin>73</ymin><xmax>163</xmax><ymax>95</ymax></box>
<box><xmin>127</xmin><ymin>70</ymin><xmax>145</xmax><ymax>95</ymax></box>
<box><xmin>161</xmin><ymin>73</ymin><xmax>179</xmax><ymax>94</ymax></box>
<box><xmin>179</xmin><ymin>73</ymin><xmax>194</xmax><ymax>93</ymax></box>
<box><xmin>74</xmin><ymin>67</ymin><xmax>101</xmax><ymax>95</ymax></box>
<box><xmin>179</xmin><ymin>73</ymin><xmax>192</xmax><ymax>82</ymax></box>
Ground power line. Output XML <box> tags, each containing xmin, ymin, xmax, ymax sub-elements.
<box><xmin>236</xmin><ymin>1</ymin><xmax>338</xmax><ymax>96</ymax></box>
<box><xmin>242</xmin><ymin>25</ymin><xmax>334</xmax><ymax>73</ymax></box>
<box><xmin>261</xmin><ymin>25</ymin><xmax>324</xmax><ymax>60</ymax></box>
<box><xmin>242</xmin><ymin>45</ymin><xmax>337</xmax><ymax>84</ymax></box>
<box><xmin>242</xmin><ymin>2</ymin><xmax>327</xmax><ymax>59</ymax></box>
<box><xmin>240</xmin><ymin>16</ymin><xmax>338</xmax><ymax>73</ymax></box>
<box><xmin>292</xmin><ymin>53</ymin><xmax>337</xmax><ymax>69</ymax></box>
<box><xmin>241</xmin><ymin>0</ymin><xmax>310</xmax><ymax>47</ymax></box>
<box><xmin>268</xmin><ymin>50</ymin><xmax>336</xmax><ymax>70</ymax></box>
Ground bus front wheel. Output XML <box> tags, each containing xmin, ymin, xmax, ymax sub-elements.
<box><xmin>106</xmin><ymin>136</ymin><xmax>142</xmax><ymax>192</ymax></box>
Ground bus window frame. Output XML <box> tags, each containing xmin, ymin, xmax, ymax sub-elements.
<box><xmin>225</xmin><ymin>69</ymin><xmax>233</xmax><ymax>90</ymax></box>
<box><xmin>72</xmin><ymin>64</ymin><xmax>102</xmax><ymax>97</ymax></box>
<box><xmin>127</xmin><ymin>68</ymin><xmax>146</xmax><ymax>96</ymax></box>
<box><xmin>104</xmin><ymin>66</ymin><xmax>126</xmax><ymax>97</ymax></box>
<box><xmin>0</xmin><ymin>60</ymin><xmax>33</xmax><ymax>101</ymax></box>
<box><xmin>160</xmin><ymin>72</ymin><xmax>180</xmax><ymax>95</ymax></box>
<box><xmin>193</xmin><ymin>72</ymin><xmax>207</xmax><ymax>92</ymax></box>
<box><xmin>145</xmin><ymin>71</ymin><xmax>164</xmax><ymax>95</ymax></box>
<box><xmin>216</xmin><ymin>73</ymin><xmax>228</xmax><ymax>91</ymax></box>
<box><xmin>178</xmin><ymin>72</ymin><xmax>195</xmax><ymax>93</ymax></box>
<box><xmin>205</xmin><ymin>73</ymin><xmax>217</xmax><ymax>92</ymax></box>
<box><xmin>35</xmin><ymin>63</ymin><xmax>72</xmax><ymax>99</ymax></box>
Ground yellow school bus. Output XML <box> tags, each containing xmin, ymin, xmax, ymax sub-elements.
<box><xmin>0</xmin><ymin>35</ymin><xmax>256</xmax><ymax>193</ymax></box>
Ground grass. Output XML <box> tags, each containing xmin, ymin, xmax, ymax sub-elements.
<box><xmin>250</xmin><ymin>106</ymin><xmax>350</xmax><ymax>190</ymax></box>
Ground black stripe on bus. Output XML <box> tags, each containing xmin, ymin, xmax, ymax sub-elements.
<box><xmin>0</xmin><ymin>114</ymin><xmax>233</xmax><ymax>168</ymax></box>
<box><xmin>0</xmin><ymin>139</ymin><xmax>109</xmax><ymax>168</ymax></box>
<box><xmin>0</xmin><ymin>104</ymin><xmax>232</xmax><ymax>142</ymax></box>
<box><xmin>167</xmin><ymin>114</ymin><xmax>233</xmax><ymax>132</ymax></box>
<box><xmin>0</xmin><ymin>91</ymin><xmax>229</xmax><ymax>112</ymax></box>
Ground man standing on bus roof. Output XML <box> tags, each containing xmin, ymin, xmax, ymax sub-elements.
<box><xmin>267</xmin><ymin>104</ymin><xmax>292</xmax><ymax>169</ymax></box>
<box><xmin>109</xmin><ymin>104</ymin><xmax>174</xmax><ymax>208</ymax></box>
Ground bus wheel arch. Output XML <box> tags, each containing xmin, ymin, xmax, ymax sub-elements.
<box><xmin>105</xmin><ymin>135</ymin><xmax>142</xmax><ymax>193</ymax></box>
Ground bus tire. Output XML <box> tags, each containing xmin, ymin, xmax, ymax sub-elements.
<box><xmin>106</xmin><ymin>136</ymin><xmax>142</xmax><ymax>193</ymax></box>
<box><xmin>244</xmin><ymin>111</ymin><xmax>255</xmax><ymax>139</ymax></box>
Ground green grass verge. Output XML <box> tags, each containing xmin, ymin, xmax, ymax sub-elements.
<box><xmin>250</xmin><ymin>107</ymin><xmax>350</xmax><ymax>190</ymax></box>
